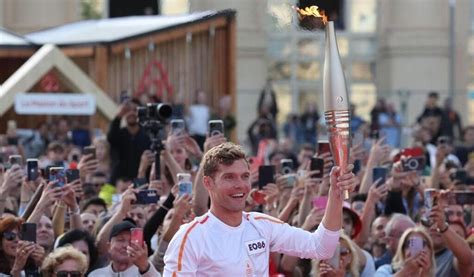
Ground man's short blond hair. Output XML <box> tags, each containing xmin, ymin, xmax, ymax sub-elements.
<box><xmin>200</xmin><ymin>142</ymin><xmax>247</xmax><ymax>178</ymax></box>
<box><xmin>41</xmin><ymin>246</ymin><xmax>88</xmax><ymax>277</ymax></box>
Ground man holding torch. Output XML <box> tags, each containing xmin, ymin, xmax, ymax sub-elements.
<box><xmin>163</xmin><ymin>142</ymin><xmax>357</xmax><ymax>276</ymax></box>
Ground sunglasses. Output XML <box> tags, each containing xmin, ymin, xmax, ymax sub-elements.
<box><xmin>2</xmin><ymin>231</ymin><xmax>19</xmax><ymax>241</ymax></box>
<box><xmin>340</xmin><ymin>247</ymin><xmax>351</xmax><ymax>256</ymax></box>
<box><xmin>55</xmin><ymin>271</ymin><xmax>82</xmax><ymax>277</ymax></box>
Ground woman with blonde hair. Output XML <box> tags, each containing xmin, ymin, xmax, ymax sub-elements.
<box><xmin>313</xmin><ymin>233</ymin><xmax>360</xmax><ymax>277</ymax></box>
<box><xmin>41</xmin><ymin>246</ymin><xmax>87</xmax><ymax>277</ymax></box>
<box><xmin>375</xmin><ymin>227</ymin><xmax>435</xmax><ymax>277</ymax></box>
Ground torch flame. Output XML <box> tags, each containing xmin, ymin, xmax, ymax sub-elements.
<box><xmin>294</xmin><ymin>5</ymin><xmax>328</xmax><ymax>25</ymax></box>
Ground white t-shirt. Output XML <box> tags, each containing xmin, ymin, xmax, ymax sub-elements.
<box><xmin>163</xmin><ymin>211</ymin><xmax>340</xmax><ymax>276</ymax></box>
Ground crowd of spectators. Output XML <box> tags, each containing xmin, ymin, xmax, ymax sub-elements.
<box><xmin>0</xmin><ymin>88</ymin><xmax>472</xmax><ymax>276</ymax></box>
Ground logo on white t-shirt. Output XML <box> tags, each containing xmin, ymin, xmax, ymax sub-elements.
<box><xmin>245</xmin><ymin>239</ymin><xmax>266</xmax><ymax>255</ymax></box>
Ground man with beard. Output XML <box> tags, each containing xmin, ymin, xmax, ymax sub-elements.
<box><xmin>107</xmin><ymin>99</ymin><xmax>150</xmax><ymax>184</ymax></box>
<box><xmin>89</xmin><ymin>220</ymin><xmax>160</xmax><ymax>276</ymax></box>
<box><xmin>424</xmin><ymin>201</ymin><xmax>472</xmax><ymax>277</ymax></box>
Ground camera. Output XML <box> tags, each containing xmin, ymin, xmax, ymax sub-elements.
<box><xmin>402</xmin><ymin>156</ymin><xmax>426</xmax><ymax>172</ymax></box>
<box><xmin>280</xmin><ymin>159</ymin><xmax>294</xmax><ymax>175</ymax></box>
<box><xmin>138</xmin><ymin>103</ymin><xmax>173</xmax><ymax>180</ymax></box>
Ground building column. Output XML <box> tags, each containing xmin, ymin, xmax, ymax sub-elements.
<box><xmin>189</xmin><ymin>0</ymin><xmax>268</xmax><ymax>143</ymax></box>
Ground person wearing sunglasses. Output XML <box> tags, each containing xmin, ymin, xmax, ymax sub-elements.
<box><xmin>314</xmin><ymin>233</ymin><xmax>361</xmax><ymax>277</ymax></box>
<box><xmin>41</xmin><ymin>245</ymin><xmax>87</xmax><ymax>277</ymax></box>
<box><xmin>0</xmin><ymin>216</ymin><xmax>44</xmax><ymax>277</ymax></box>
<box><xmin>375</xmin><ymin>227</ymin><xmax>435</xmax><ymax>277</ymax></box>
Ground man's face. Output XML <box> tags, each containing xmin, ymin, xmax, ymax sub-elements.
<box><xmin>37</xmin><ymin>215</ymin><xmax>54</xmax><ymax>250</ymax></box>
<box><xmin>81</xmin><ymin>212</ymin><xmax>97</xmax><ymax>235</ymax></box>
<box><xmin>371</xmin><ymin>216</ymin><xmax>388</xmax><ymax>243</ymax></box>
<box><xmin>48</xmin><ymin>149</ymin><xmax>64</xmax><ymax>162</ymax></box>
<box><xmin>386</xmin><ymin>219</ymin><xmax>415</xmax><ymax>253</ymax></box>
<box><xmin>205</xmin><ymin>159</ymin><xmax>251</xmax><ymax>214</ymax></box>
<box><xmin>464</xmin><ymin>128</ymin><xmax>474</xmax><ymax>145</ymax></box>
<box><xmin>427</xmin><ymin>96</ymin><xmax>438</xmax><ymax>108</ymax></box>
<box><xmin>425</xmin><ymin>225</ymin><xmax>445</xmax><ymax>252</ymax></box>
<box><xmin>125</xmin><ymin>103</ymin><xmax>138</xmax><ymax>126</ymax></box>
<box><xmin>109</xmin><ymin>231</ymin><xmax>131</xmax><ymax>264</ymax></box>
<box><xmin>342</xmin><ymin>211</ymin><xmax>354</xmax><ymax>238</ymax></box>
<box><xmin>128</xmin><ymin>206</ymin><xmax>146</xmax><ymax>228</ymax></box>
<box><xmin>84</xmin><ymin>204</ymin><xmax>105</xmax><ymax>217</ymax></box>
<box><xmin>445</xmin><ymin>205</ymin><xmax>464</xmax><ymax>224</ymax></box>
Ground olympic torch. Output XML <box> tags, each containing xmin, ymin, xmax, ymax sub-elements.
<box><xmin>323</xmin><ymin>21</ymin><xmax>351</xmax><ymax>200</ymax></box>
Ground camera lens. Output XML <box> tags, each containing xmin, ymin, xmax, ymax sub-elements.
<box><xmin>407</xmin><ymin>159</ymin><xmax>419</xmax><ymax>170</ymax></box>
<box><xmin>157</xmin><ymin>103</ymin><xmax>172</xmax><ymax>120</ymax></box>
<box><xmin>282</xmin><ymin>167</ymin><xmax>291</xmax><ymax>175</ymax></box>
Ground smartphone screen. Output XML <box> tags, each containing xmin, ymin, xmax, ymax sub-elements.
<box><xmin>21</xmin><ymin>223</ymin><xmax>36</xmax><ymax>243</ymax></box>
<box><xmin>310</xmin><ymin>157</ymin><xmax>324</xmax><ymax>178</ymax></box>
<box><xmin>408</xmin><ymin>236</ymin><xmax>423</xmax><ymax>256</ymax></box>
<box><xmin>317</xmin><ymin>141</ymin><xmax>331</xmax><ymax>155</ymax></box>
<box><xmin>130</xmin><ymin>228</ymin><xmax>143</xmax><ymax>246</ymax></box>
<box><xmin>373</xmin><ymin>167</ymin><xmax>388</xmax><ymax>186</ymax></box>
<box><xmin>27</xmin><ymin>159</ymin><xmax>39</xmax><ymax>181</ymax></box>
<box><xmin>170</xmin><ymin>119</ymin><xmax>186</xmax><ymax>136</ymax></box>
<box><xmin>258</xmin><ymin>165</ymin><xmax>275</xmax><ymax>190</ymax></box>
<box><xmin>9</xmin><ymin>155</ymin><xmax>22</xmax><ymax>166</ymax></box>
<box><xmin>49</xmin><ymin>167</ymin><xmax>66</xmax><ymax>187</ymax></box>
<box><xmin>65</xmin><ymin>169</ymin><xmax>80</xmax><ymax>183</ymax></box>
<box><xmin>83</xmin><ymin>146</ymin><xmax>96</xmax><ymax>160</ymax></box>
<box><xmin>178</xmin><ymin>173</ymin><xmax>193</xmax><ymax>197</ymax></box>
<box><xmin>208</xmin><ymin>120</ymin><xmax>224</xmax><ymax>137</ymax></box>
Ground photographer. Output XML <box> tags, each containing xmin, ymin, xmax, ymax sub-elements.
<box><xmin>107</xmin><ymin>99</ymin><xmax>150</xmax><ymax>184</ymax></box>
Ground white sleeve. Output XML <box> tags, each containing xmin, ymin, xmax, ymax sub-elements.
<box><xmin>163</xmin><ymin>224</ymin><xmax>199</xmax><ymax>277</ymax></box>
<box><xmin>254</xmin><ymin>215</ymin><xmax>340</xmax><ymax>260</ymax></box>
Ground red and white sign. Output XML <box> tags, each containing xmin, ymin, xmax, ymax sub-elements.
<box><xmin>14</xmin><ymin>93</ymin><xmax>96</xmax><ymax>115</ymax></box>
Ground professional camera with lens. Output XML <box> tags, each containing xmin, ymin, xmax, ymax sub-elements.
<box><xmin>137</xmin><ymin>103</ymin><xmax>173</xmax><ymax>180</ymax></box>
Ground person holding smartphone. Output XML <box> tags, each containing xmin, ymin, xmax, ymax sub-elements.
<box><xmin>164</xmin><ymin>142</ymin><xmax>358</xmax><ymax>276</ymax></box>
<box><xmin>375</xmin><ymin>227</ymin><xmax>434</xmax><ymax>276</ymax></box>
<box><xmin>89</xmin><ymin>220</ymin><xmax>160</xmax><ymax>276</ymax></box>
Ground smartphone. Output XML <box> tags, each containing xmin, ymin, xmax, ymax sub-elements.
<box><xmin>208</xmin><ymin>120</ymin><xmax>224</xmax><ymax>137</ymax></box>
<box><xmin>258</xmin><ymin>165</ymin><xmax>275</xmax><ymax>190</ymax></box>
<box><xmin>280</xmin><ymin>159</ymin><xmax>294</xmax><ymax>175</ymax></box>
<box><xmin>135</xmin><ymin>189</ymin><xmax>159</xmax><ymax>204</ymax></box>
<box><xmin>27</xmin><ymin>159</ymin><xmax>39</xmax><ymax>181</ymax></box>
<box><xmin>408</xmin><ymin>236</ymin><xmax>423</xmax><ymax>256</ymax></box>
<box><xmin>373</xmin><ymin>167</ymin><xmax>388</xmax><ymax>186</ymax></box>
<box><xmin>421</xmin><ymin>189</ymin><xmax>438</xmax><ymax>227</ymax></box>
<box><xmin>454</xmin><ymin>192</ymin><xmax>474</xmax><ymax>205</ymax></box>
<box><xmin>318</xmin><ymin>140</ymin><xmax>331</xmax><ymax>155</ymax></box>
<box><xmin>21</xmin><ymin>223</ymin><xmax>36</xmax><ymax>243</ymax></box>
<box><xmin>170</xmin><ymin>119</ymin><xmax>186</xmax><ymax>136</ymax></box>
<box><xmin>312</xmin><ymin>196</ymin><xmax>328</xmax><ymax>210</ymax></box>
<box><xmin>83</xmin><ymin>146</ymin><xmax>96</xmax><ymax>160</ymax></box>
<box><xmin>130</xmin><ymin>228</ymin><xmax>144</xmax><ymax>246</ymax></box>
<box><xmin>9</xmin><ymin>155</ymin><xmax>22</xmax><ymax>166</ymax></box>
<box><xmin>65</xmin><ymin>169</ymin><xmax>80</xmax><ymax>183</ymax></box>
<box><xmin>178</xmin><ymin>173</ymin><xmax>193</xmax><ymax>197</ymax></box>
<box><xmin>49</xmin><ymin>167</ymin><xmax>66</xmax><ymax>187</ymax></box>
<box><xmin>310</xmin><ymin>157</ymin><xmax>324</xmax><ymax>178</ymax></box>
